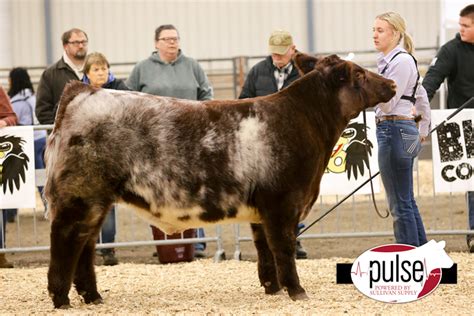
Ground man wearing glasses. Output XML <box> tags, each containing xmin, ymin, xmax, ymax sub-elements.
<box><xmin>36</xmin><ymin>28</ymin><xmax>88</xmax><ymax>124</ymax></box>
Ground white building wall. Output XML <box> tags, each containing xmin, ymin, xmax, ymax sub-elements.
<box><xmin>1</xmin><ymin>0</ymin><xmax>441</xmax><ymax>68</ymax></box>
<box><xmin>44</xmin><ymin>0</ymin><xmax>309</xmax><ymax>63</ymax></box>
<box><xmin>0</xmin><ymin>0</ymin><xmax>45</xmax><ymax>68</ymax></box>
<box><xmin>0</xmin><ymin>0</ymin><xmax>13</xmax><ymax>68</ymax></box>
<box><xmin>314</xmin><ymin>0</ymin><xmax>440</xmax><ymax>53</ymax></box>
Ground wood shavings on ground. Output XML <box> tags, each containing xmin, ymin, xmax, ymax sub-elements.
<box><xmin>1</xmin><ymin>252</ymin><xmax>472</xmax><ymax>315</ymax></box>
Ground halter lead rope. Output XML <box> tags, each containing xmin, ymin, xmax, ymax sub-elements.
<box><xmin>362</xmin><ymin>109</ymin><xmax>389</xmax><ymax>219</ymax></box>
<box><xmin>298</xmin><ymin>96</ymin><xmax>474</xmax><ymax>237</ymax></box>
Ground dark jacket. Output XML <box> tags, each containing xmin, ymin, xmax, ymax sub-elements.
<box><xmin>82</xmin><ymin>72</ymin><xmax>130</xmax><ymax>91</ymax></box>
<box><xmin>239</xmin><ymin>56</ymin><xmax>300</xmax><ymax>99</ymax></box>
<box><xmin>422</xmin><ymin>33</ymin><xmax>474</xmax><ymax>109</ymax></box>
<box><xmin>36</xmin><ymin>58</ymin><xmax>80</xmax><ymax>124</ymax></box>
<box><xmin>102</xmin><ymin>78</ymin><xmax>129</xmax><ymax>91</ymax></box>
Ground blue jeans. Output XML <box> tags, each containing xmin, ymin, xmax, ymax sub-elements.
<box><xmin>195</xmin><ymin>228</ymin><xmax>206</xmax><ymax>251</ymax></box>
<box><xmin>467</xmin><ymin>191</ymin><xmax>474</xmax><ymax>243</ymax></box>
<box><xmin>34</xmin><ymin>137</ymin><xmax>46</xmax><ymax>169</ymax></box>
<box><xmin>34</xmin><ymin>137</ymin><xmax>46</xmax><ymax>204</ymax></box>
<box><xmin>0</xmin><ymin>210</ymin><xmax>7</xmax><ymax>249</ymax></box>
<box><xmin>98</xmin><ymin>206</ymin><xmax>116</xmax><ymax>254</ymax></box>
<box><xmin>296</xmin><ymin>223</ymin><xmax>304</xmax><ymax>236</ymax></box>
<box><xmin>377</xmin><ymin>120</ymin><xmax>427</xmax><ymax>247</ymax></box>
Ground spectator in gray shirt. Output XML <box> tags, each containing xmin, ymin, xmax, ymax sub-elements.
<box><xmin>126</xmin><ymin>24</ymin><xmax>213</xmax><ymax>259</ymax></box>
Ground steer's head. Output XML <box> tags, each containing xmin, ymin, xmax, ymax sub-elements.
<box><xmin>293</xmin><ymin>53</ymin><xmax>396</xmax><ymax>120</ymax></box>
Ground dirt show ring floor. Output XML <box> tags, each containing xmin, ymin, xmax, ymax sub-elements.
<box><xmin>1</xmin><ymin>253</ymin><xmax>473</xmax><ymax>315</ymax></box>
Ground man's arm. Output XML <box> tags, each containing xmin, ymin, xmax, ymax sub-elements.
<box><xmin>238</xmin><ymin>67</ymin><xmax>256</xmax><ymax>99</ymax></box>
<box><xmin>422</xmin><ymin>45</ymin><xmax>454</xmax><ymax>101</ymax></box>
<box><xmin>36</xmin><ymin>71</ymin><xmax>56</xmax><ymax>124</ymax></box>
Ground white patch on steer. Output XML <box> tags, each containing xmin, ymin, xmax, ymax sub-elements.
<box><xmin>201</xmin><ymin>128</ymin><xmax>219</xmax><ymax>151</ymax></box>
<box><xmin>119</xmin><ymin>201</ymin><xmax>261</xmax><ymax>235</ymax></box>
<box><xmin>69</xmin><ymin>90</ymin><xmax>124</xmax><ymax>123</ymax></box>
<box><xmin>70</xmin><ymin>90</ymin><xmax>177</xmax><ymax>128</ymax></box>
<box><xmin>232</xmin><ymin>116</ymin><xmax>276</xmax><ymax>184</ymax></box>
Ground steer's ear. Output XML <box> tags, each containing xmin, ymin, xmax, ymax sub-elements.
<box><xmin>327</xmin><ymin>61</ymin><xmax>352</xmax><ymax>86</ymax></box>
<box><xmin>293</xmin><ymin>52</ymin><xmax>319</xmax><ymax>75</ymax></box>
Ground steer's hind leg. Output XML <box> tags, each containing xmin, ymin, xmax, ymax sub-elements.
<box><xmin>48</xmin><ymin>198</ymin><xmax>108</xmax><ymax>308</ymax></box>
<box><xmin>48</xmin><ymin>198</ymin><xmax>95</xmax><ymax>308</ymax></box>
<box><xmin>260</xmin><ymin>209</ymin><xmax>308</xmax><ymax>301</ymax></box>
<box><xmin>251</xmin><ymin>223</ymin><xmax>281</xmax><ymax>294</ymax></box>
<box><xmin>74</xmin><ymin>225</ymin><xmax>104</xmax><ymax>305</ymax></box>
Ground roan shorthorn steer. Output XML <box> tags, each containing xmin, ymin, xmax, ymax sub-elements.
<box><xmin>45</xmin><ymin>53</ymin><xmax>396</xmax><ymax>308</ymax></box>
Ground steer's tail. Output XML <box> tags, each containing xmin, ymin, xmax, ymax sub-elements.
<box><xmin>44</xmin><ymin>82</ymin><xmax>95</xmax><ymax>220</ymax></box>
<box><xmin>52</xmin><ymin>81</ymin><xmax>95</xmax><ymax>134</ymax></box>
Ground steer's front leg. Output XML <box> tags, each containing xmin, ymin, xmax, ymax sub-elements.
<box><xmin>251</xmin><ymin>223</ymin><xmax>281</xmax><ymax>295</ymax></box>
<box><xmin>260</xmin><ymin>207</ymin><xmax>308</xmax><ymax>301</ymax></box>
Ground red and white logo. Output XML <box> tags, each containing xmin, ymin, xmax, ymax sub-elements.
<box><xmin>351</xmin><ymin>240</ymin><xmax>454</xmax><ymax>303</ymax></box>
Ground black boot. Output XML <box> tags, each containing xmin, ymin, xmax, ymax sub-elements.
<box><xmin>468</xmin><ymin>237</ymin><xmax>474</xmax><ymax>253</ymax></box>
<box><xmin>102</xmin><ymin>249</ymin><xmax>118</xmax><ymax>266</ymax></box>
<box><xmin>296</xmin><ymin>240</ymin><xmax>308</xmax><ymax>259</ymax></box>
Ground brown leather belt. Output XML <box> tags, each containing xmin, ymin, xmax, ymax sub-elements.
<box><xmin>375</xmin><ymin>115</ymin><xmax>414</xmax><ymax>124</ymax></box>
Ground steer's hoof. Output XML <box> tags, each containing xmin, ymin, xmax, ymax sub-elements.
<box><xmin>82</xmin><ymin>291</ymin><xmax>103</xmax><ymax>305</ymax></box>
<box><xmin>264</xmin><ymin>286</ymin><xmax>284</xmax><ymax>295</ymax></box>
<box><xmin>290</xmin><ymin>291</ymin><xmax>309</xmax><ymax>301</ymax></box>
<box><xmin>271</xmin><ymin>289</ymin><xmax>285</xmax><ymax>296</ymax></box>
<box><xmin>264</xmin><ymin>281</ymin><xmax>282</xmax><ymax>295</ymax></box>
<box><xmin>51</xmin><ymin>294</ymin><xmax>71</xmax><ymax>309</ymax></box>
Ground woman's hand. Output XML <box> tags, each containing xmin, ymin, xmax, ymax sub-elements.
<box><xmin>0</xmin><ymin>120</ymin><xmax>8</xmax><ymax>128</ymax></box>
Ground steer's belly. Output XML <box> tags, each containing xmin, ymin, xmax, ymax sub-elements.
<box><xmin>121</xmin><ymin>203</ymin><xmax>261</xmax><ymax>235</ymax></box>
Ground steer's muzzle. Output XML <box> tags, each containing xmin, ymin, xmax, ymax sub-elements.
<box><xmin>379</xmin><ymin>79</ymin><xmax>397</xmax><ymax>103</ymax></box>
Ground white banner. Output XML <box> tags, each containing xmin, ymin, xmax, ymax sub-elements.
<box><xmin>0</xmin><ymin>126</ymin><xmax>36</xmax><ymax>208</ymax></box>
<box><xmin>431</xmin><ymin>109</ymin><xmax>474</xmax><ymax>193</ymax></box>
<box><xmin>320</xmin><ymin>112</ymin><xmax>380</xmax><ymax>195</ymax></box>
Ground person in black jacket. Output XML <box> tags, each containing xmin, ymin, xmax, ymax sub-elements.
<box><xmin>239</xmin><ymin>30</ymin><xmax>300</xmax><ymax>99</ymax></box>
<box><xmin>422</xmin><ymin>4</ymin><xmax>474</xmax><ymax>252</ymax></box>
<box><xmin>36</xmin><ymin>28</ymin><xmax>89</xmax><ymax>124</ymax></box>
<box><xmin>81</xmin><ymin>52</ymin><xmax>129</xmax><ymax>266</ymax></box>
<box><xmin>239</xmin><ymin>30</ymin><xmax>307</xmax><ymax>259</ymax></box>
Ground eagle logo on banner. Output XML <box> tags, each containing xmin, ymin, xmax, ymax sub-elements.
<box><xmin>326</xmin><ymin>122</ymin><xmax>373</xmax><ymax>180</ymax></box>
<box><xmin>0</xmin><ymin>135</ymin><xmax>30</xmax><ymax>194</ymax></box>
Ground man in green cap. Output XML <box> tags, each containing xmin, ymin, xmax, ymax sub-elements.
<box><xmin>239</xmin><ymin>30</ymin><xmax>300</xmax><ymax>98</ymax></box>
<box><xmin>239</xmin><ymin>30</ymin><xmax>307</xmax><ymax>259</ymax></box>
